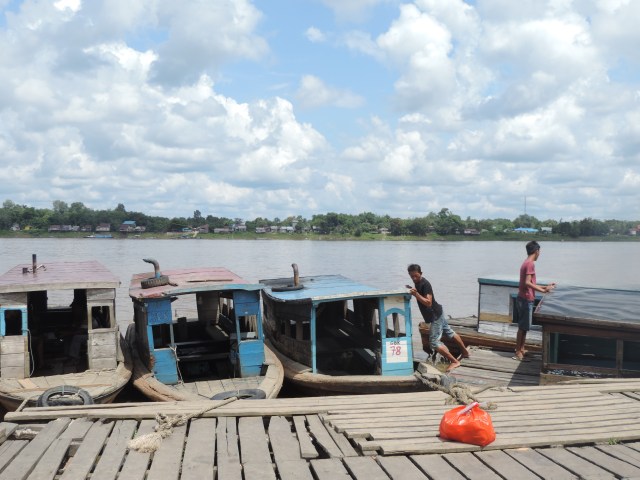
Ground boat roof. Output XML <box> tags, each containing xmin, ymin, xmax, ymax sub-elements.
<box><xmin>129</xmin><ymin>266</ymin><xmax>263</xmax><ymax>299</ymax></box>
<box><xmin>260</xmin><ymin>274</ymin><xmax>408</xmax><ymax>303</ymax></box>
<box><xmin>536</xmin><ymin>284</ymin><xmax>640</xmax><ymax>324</ymax></box>
<box><xmin>0</xmin><ymin>260</ymin><xmax>119</xmax><ymax>293</ymax></box>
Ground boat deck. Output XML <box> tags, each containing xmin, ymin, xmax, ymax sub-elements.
<box><xmin>3</xmin><ymin>379</ymin><xmax>640</xmax><ymax>478</ymax></box>
<box><xmin>0</xmin><ymin>367</ymin><xmax>129</xmax><ymax>408</ymax></box>
<box><xmin>172</xmin><ymin>376</ymin><xmax>266</xmax><ymax>399</ymax></box>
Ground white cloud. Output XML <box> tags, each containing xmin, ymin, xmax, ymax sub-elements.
<box><xmin>295</xmin><ymin>75</ymin><xmax>364</xmax><ymax>109</ymax></box>
<box><xmin>305</xmin><ymin>27</ymin><xmax>326</xmax><ymax>43</ymax></box>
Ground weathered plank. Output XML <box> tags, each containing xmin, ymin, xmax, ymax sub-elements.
<box><xmin>376</xmin><ymin>455</ymin><xmax>428</xmax><ymax>479</ymax></box>
<box><xmin>537</xmin><ymin>447</ymin><xmax>616</xmax><ymax>479</ymax></box>
<box><xmin>441</xmin><ymin>452</ymin><xmax>503</xmax><ymax>479</ymax></box>
<box><xmin>503</xmin><ymin>448</ymin><xmax>578</xmax><ymax>479</ymax></box>
<box><xmin>411</xmin><ymin>454</ymin><xmax>466</xmax><ymax>480</ymax></box>
<box><xmin>217</xmin><ymin>417</ymin><xmax>242</xmax><ymax>480</ymax></box>
<box><xmin>342</xmin><ymin>456</ymin><xmax>390</xmax><ymax>480</ymax></box>
<box><xmin>58</xmin><ymin>420</ymin><xmax>114</xmax><ymax>480</ymax></box>
<box><xmin>238</xmin><ymin>416</ymin><xmax>272</xmax><ymax>465</ymax></box>
<box><xmin>117</xmin><ymin>419</ymin><xmax>155</xmax><ymax>480</ymax></box>
<box><xmin>305</xmin><ymin>415</ymin><xmax>343</xmax><ymax>458</ymax></box>
<box><xmin>567</xmin><ymin>445</ymin><xmax>640</xmax><ymax>478</ymax></box>
<box><xmin>27</xmin><ymin>418</ymin><xmax>92</xmax><ymax>480</ymax></box>
<box><xmin>309</xmin><ymin>458</ymin><xmax>352</xmax><ymax>479</ymax></box>
<box><xmin>90</xmin><ymin>419</ymin><xmax>137</xmax><ymax>480</ymax></box>
<box><xmin>275</xmin><ymin>460</ymin><xmax>314</xmax><ymax>480</ymax></box>
<box><xmin>243</xmin><ymin>462</ymin><xmax>277</xmax><ymax>480</ymax></box>
<box><xmin>268</xmin><ymin>416</ymin><xmax>302</xmax><ymax>464</ymax></box>
<box><xmin>595</xmin><ymin>442</ymin><xmax>640</xmax><ymax>466</ymax></box>
<box><xmin>180</xmin><ymin>418</ymin><xmax>216</xmax><ymax>480</ymax></box>
<box><xmin>474</xmin><ymin>450</ymin><xmax>542</xmax><ymax>480</ymax></box>
<box><xmin>146</xmin><ymin>423</ymin><xmax>186</xmax><ymax>480</ymax></box>
<box><xmin>0</xmin><ymin>417</ymin><xmax>71</xmax><ymax>480</ymax></box>
<box><xmin>0</xmin><ymin>441</ymin><xmax>28</xmax><ymax>474</ymax></box>
<box><xmin>292</xmin><ymin>416</ymin><xmax>318</xmax><ymax>459</ymax></box>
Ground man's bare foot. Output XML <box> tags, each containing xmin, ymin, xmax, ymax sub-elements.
<box><xmin>446</xmin><ymin>360</ymin><xmax>461</xmax><ymax>372</ymax></box>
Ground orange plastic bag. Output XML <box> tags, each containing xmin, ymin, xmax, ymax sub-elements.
<box><xmin>439</xmin><ymin>402</ymin><xmax>496</xmax><ymax>446</ymax></box>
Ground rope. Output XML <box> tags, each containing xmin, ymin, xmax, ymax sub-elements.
<box><xmin>127</xmin><ymin>395</ymin><xmax>240</xmax><ymax>453</ymax></box>
<box><xmin>169</xmin><ymin>344</ymin><xmax>184</xmax><ymax>385</ymax></box>
<box><xmin>416</xmin><ymin>372</ymin><xmax>498</xmax><ymax>410</ymax></box>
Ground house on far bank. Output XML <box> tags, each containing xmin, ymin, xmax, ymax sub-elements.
<box><xmin>120</xmin><ymin>220</ymin><xmax>136</xmax><ymax>233</ymax></box>
<box><xmin>378</xmin><ymin>227</ymin><xmax>390</xmax><ymax>234</ymax></box>
<box><xmin>10</xmin><ymin>224</ymin><xmax>20</xmax><ymax>231</ymax></box>
<box><xmin>463</xmin><ymin>228</ymin><xmax>480</xmax><ymax>236</ymax></box>
<box><xmin>80</xmin><ymin>225</ymin><xmax>92</xmax><ymax>232</ymax></box>
<box><xmin>514</xmin><ymin>227</ymin><xmax>539</xmax><ymax>234</ymax></box>
<box><xmin>541</xmin><ymin>227</ymin><xmax>553</xmax><ymax>234</ymax></box>
<box><xmin>255</xmin><ymin>227</ymin><xmax>267</xmax><ymax>234</ymax></box>
<box><xmin>197</xmin><ymin>224</ymin><xmax>209</xmax><ymax>234</ymax></box>
<box><xmin>96</xmin><ymin>223</ymin><xmax>111</xmax><ymax>232</ymax></box>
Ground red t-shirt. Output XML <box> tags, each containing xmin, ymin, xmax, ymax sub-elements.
<box><xmin>518</xmin><ymin>259</ymin><xmax>536</xmax><ymax>301</ymax></box>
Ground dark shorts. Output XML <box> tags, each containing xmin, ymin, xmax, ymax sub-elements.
<box><xmin>515</xmin><ymin>297</ymin><xmax>534</xmax><ymax>332</ymax></box>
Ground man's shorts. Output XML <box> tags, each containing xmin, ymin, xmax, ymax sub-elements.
<box><xmin>429</xmin><ymin>312</ymin><xmax>456</xmax><ymax>350</ymax></box>
<box><xmin>515</xmin><ymin>296</ymin><xmax>534</xmax><ymax>331</ymax></box>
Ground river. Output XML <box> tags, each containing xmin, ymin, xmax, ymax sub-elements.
<box><xmin>2</xmin><ymin>237</ymin><xmax>638</xmax><ymax>332</ymax></box>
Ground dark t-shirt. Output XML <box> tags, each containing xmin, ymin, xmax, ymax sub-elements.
<box><xmin>415</xmin><ymin>277</ymin><xmax>443</xmax><ymax>323</ymax></box>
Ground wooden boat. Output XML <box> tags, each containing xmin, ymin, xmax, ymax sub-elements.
<box><xmin>534</xmin><ymin>284</ymin><xmax>640</xmax><ymax>384</ymax></box>
<box><xmin>419</xmin><ymin>276</ymin><xmax>549</xmax><ymax>356</ymax></box>
<box><xmin>0</xmin><ymin>255</ymin><xmax>132</xmax><ymax>411</ymax></box>
<box><xmin>260</xmin><ymin>265</ymin><xmax>439</xmax><ymax>395</ymax></box>
<box><xmin>127</xmin><ymin>259</ymin><xmax>283</xmax><ymax>401</ymax></box>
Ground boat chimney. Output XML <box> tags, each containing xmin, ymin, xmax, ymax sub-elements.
<box><xmin>292</xmin><ymin>263</ymin><xmax>299</xmax><ymax>287</ymax></box>
<box><xmin>32</xmin><ymin>254</ymin><xmax>37</xmax><ymax>274</ymax></box>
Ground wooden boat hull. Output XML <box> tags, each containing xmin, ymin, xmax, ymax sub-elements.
<box><xmin>126</xmin><ymin>324</ymin><xmax>283</xmax><ymax>402</ymax></box>
<box><xmin>0</xmin><ymin>333</ymin><xmax>132</xmax><ymax>412</ymax></box>
<box><xmin>418</xmin><ymin>321</ymin><xmax>541</xmax><ymax>355</ymax></box>
<box><xmin>267</xmin><ymin>340</ymin><xmax>426</xmax><ymax>396</ymax></box>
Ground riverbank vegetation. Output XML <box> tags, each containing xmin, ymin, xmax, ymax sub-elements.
<box><xmin>1</xmin><ymin>199</ymin><xmax>638</xmax><ymax>240</ymax></box>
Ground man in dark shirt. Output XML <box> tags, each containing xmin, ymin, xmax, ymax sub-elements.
<box><xmin>408</xmin><ymin>264</ymin><xmax>469</xmax><ymax>371</ymax></box>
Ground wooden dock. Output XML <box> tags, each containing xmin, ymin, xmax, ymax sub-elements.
<box><xmin>2</xmin><ymin>379</ymin><xmax>640</xmax><ymax>478</ymax></box>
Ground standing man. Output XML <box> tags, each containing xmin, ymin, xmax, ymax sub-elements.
<box><xmin>514</xmin><ymin>241</ymin><xmax>556</xmax><ymax>361</ymax></box>
<box><xmin>407</xmin><ymin>264</ymin><xmax>469</xmax><ymax>372</ymax></box>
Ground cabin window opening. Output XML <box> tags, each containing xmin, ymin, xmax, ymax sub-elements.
<box><xmin>3</xmin><ymin>309</ymin><xmax>23</xmax><ymax>336</ymax></box>
<box><xmin>550</xmin><ymin>333</ymin><xmax>616</xmax><ymax>369</ymax></box>
<box><xmin>152</xmin><ymin>323</ymin><xmax>172</xmax><ymax>349</ymax></box>
<box><xmin>510</xmin><ymin>295</ymin><xmax>542</xmax><ymax>325</ymax></box>
<box><xmin>383</xmin><ymin>313</ymin><xmax>406</xmax><ymax>338</ymax></box>
<box><xmin>623</xmin><ymin>341</ymin><xmax>640</xmax><ymax>371</ymax></box>
<box><xmin>90</xmin><ymin>306</ymin><xmax>110</xmax><ymax>329</ymax></box>
<box><xmin>237</xmin><ymin>315</ymin><xmax>258</xmax><ymax>339</ymax></box>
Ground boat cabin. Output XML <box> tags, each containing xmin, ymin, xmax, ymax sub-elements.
<box><xmin>534</xmin><ymin>284</ymin><xmax>640</xmax><ymax>384</ymax></box>
<box><xmin>129</xmin><ymin>264</ymin><xmax>266</xmax><ymax>385</ymax></box>
<box><xmin>0</xmin><ymin>258</ymin><xmax>120</xmax><ymax>378</ymax></box>
<box><xmin>477</xmin><ymin>276</ymin><xmax>550</xmax><ymax>345</ymax></box>
<box><xmin>261</xmin><ymin>275</ymin><xmax>414</xmax><ymax>376</ymax></box>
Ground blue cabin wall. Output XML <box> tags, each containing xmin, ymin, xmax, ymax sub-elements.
<box><xmin>231</xmin><ymin>290</ymin><xmax>265</xmax><ymax>377</ymax></box>
<box><xmin>379</xmin><ymin>295</ymin><xmax>414</xmax><ymax>376</ymax></box>
<box><xmin>0</xmin><ymin>306</ymin><xmax>28</xmax><ymax>336</ymax></box>
<box><xmin>144</xmin><ymin>298</ymin><xmax>178</xmax><ymax>384</ymax></box>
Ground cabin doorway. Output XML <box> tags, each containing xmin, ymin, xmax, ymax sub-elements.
<box><xmin>25</xmin><ymin>289</ymin><xmax>113</xmax><ymax>376</ymax></box>
<box><xmin>315</xmin><ymin>299</ymin><xmax>380</xmax><ymax>375</ymax></box>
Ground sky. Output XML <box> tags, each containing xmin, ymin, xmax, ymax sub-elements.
<box><xmin>1</xmin><ymin>0</ymin><xmax>639</xmax><ymax>222</ymax></box>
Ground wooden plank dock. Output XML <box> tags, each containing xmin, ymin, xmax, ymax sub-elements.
<box><xmin>2</xmin><ymin>379</ymin><xmax>640</xmax><ymax>478</ymax></box>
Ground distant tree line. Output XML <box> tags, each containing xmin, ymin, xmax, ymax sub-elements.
<box><xmin>1</xmin><ymin>200</ymin><xmax>637</xmax><ymax>238</ymax></box>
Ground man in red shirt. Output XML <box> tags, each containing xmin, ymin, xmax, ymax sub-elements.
<box><xmin>514</xmin><ymin>241</ymin><xmax>555</xmax><ymax>360</ymax></box>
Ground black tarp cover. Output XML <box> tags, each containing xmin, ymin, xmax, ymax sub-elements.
<box><xmin>535</xmin><ymin>284</ymin><xmax>640</xmax><ymax>324</ymax></box>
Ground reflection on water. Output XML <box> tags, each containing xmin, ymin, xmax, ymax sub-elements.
<box><xmin>1</xmin><ymin>238</ymin><xmax>638</xmax><ymax>355</ymax></box>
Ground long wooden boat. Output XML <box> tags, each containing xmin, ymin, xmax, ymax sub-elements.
<box><xmin>127</xmin><ymin>259</ymin><xmax>283</xmax><ymax>401</ymax></box>
<box><xmin>419</xmin><ymin>276</ymin><xmax>548</xmax><ymax>356</ymax></box>
<box><xmin>260</xmin><ymin>265</ymin><xmax>439</xmax><ymax>395</ymax></box>
<box><xmin>0</xmin><ymin>255</ymin><xmax>132</xmax><ymax>411</ymax></box>
<box><xmin>534</xmin><ymin>284</ymin><xmax>640</xmax><ymax>384</ymax></box>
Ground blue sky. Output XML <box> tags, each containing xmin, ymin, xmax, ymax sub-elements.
<box><xmin>1</xmin><ymin>0</ymin><xmax>639</xmax><ymax>222</ymax></box>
